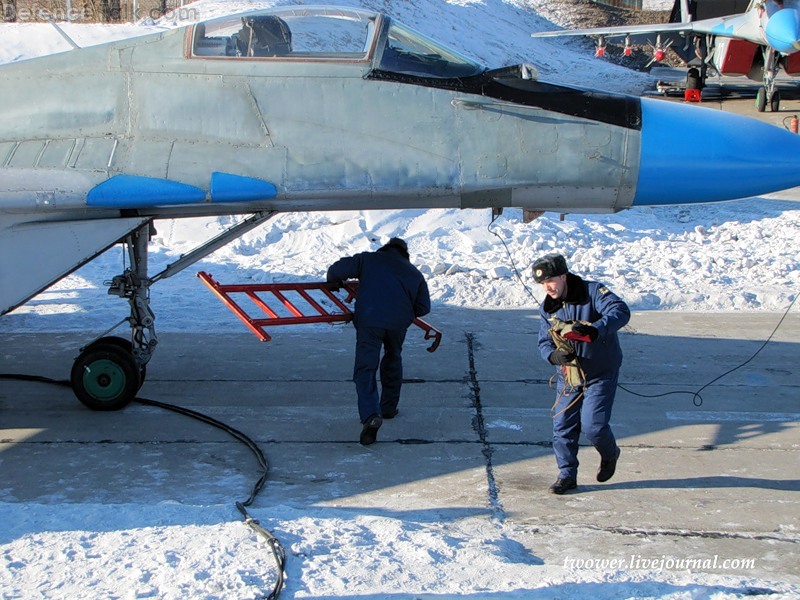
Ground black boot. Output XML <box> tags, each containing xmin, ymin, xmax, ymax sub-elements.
<box><xmin>597</xmin><ymin>446</ymin><xmax>621</xmax><ymax>482</ymax></box>
<box><xmin>381</xmin><ymin>407</ymin><xmax>399</xmax><ymax>419</ymax></box>
<box><xmin>359</xmin><ymin>414</ymin><xmax>383</xmax><ymax>446</ymax></box>
<box><xmin>549</xmin><ymin>477</ymin><xmax>577</xmax><ymax>495</ymax></box>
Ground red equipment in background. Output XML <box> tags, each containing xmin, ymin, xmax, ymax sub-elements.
<box><xmin>198</xmin><ymin>271</ymin><xmax>442</xmax><ymax>352</ymax></box>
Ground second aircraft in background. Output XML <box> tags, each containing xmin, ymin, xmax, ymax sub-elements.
<box><xmin>532</xmin><ymin>0</ymin><xmax>800</xmax><ymax>111</ymax></box>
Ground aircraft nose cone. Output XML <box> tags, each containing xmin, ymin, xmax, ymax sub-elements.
<box><xmin>634</xmin><ymin>98</ymin><xmax>800</xmax><ymax>205</ymax></box>
<box><xmin>765</xmin><ymin>8</ymin><xmax>800</xmax><ymax>53</ymax></box>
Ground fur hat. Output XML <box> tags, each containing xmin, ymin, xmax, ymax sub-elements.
<box><xmin>532</xmin><ymin>253</ymin><xmax>568</xmax><ymax>283</ymax></box>
<box><xmin>380</xmin><ymin>237</ymin><xmax>409</xmax><ymax>258</ymax></box>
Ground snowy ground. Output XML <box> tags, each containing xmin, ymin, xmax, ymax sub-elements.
<box><xmin>1</xmin><ymin>0</ymin><xmax>799</xmax><ymax>598</ymax></box>
<box><xmin>3</xmin><ymin>200</ymin><xmax>799</xmax><ymax>336</ymax></box>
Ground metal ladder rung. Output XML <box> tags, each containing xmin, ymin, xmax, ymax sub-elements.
<box><xmin>197</xmin><ymin>271</ymin><xmax>441</xmax><ymax>351</ymax></box>
<box><xmin>246</xmin><ymin>291</ymin><xmax>280</xmax><ymax>319</ymax></box>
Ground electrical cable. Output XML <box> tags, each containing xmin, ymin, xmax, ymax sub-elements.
<box><xmin>618</xmin><ymin>291</ymin><xmax>799</xmax><ymax>406</ymax></box>
<box><xmin>134</xmin><ymin>396</ymin><xmax>285</xmax><ymax>600</ymax></box>
<box><xmin>487</xmin><ymin>212</ymin><xmax>540</xmax><ymax>306</ymax></box>
<box><xmin>0</xmin><ymin>373</ymin><xmax>286</xmax><ymax>600</ymax></box>
<box><xmin>487</xmin><ymin>211</ymin><xmax>799</xmax><ymax>408</ymax></box>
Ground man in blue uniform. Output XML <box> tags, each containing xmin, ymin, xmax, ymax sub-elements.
<box><xmin>533</xmin><ymin>253</ymin><xmax>630</xmax><ymax>494</ymax></box>
<box><xmin>327</xmin><ymin>237</ymin><xmax>431</xmax><ymax>446</ymax></box>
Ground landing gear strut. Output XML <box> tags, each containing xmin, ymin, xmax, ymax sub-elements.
<box><xmin>69</xmin><ymin>212</ymin><xmax>277</xmax><ymax>410</ymax></box>
<box><xmin>71</xmin><ymin>224</ymin><xmax>157</xmax><ymax>410</ymax></box>
<box><xmin>756</xmin><ymin>48</ymin><xmax>781</xmax><ymax>113</ymax></box>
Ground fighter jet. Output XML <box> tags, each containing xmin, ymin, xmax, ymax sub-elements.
<box><xmin>2</xmin><ymin>5</ymin><xmax>800</xmax><ymax>410</ymax></box>
<box><xmin>532</xmin><ymin>0</ymin><xmax>800</xmax><ymax>111</ymax></box>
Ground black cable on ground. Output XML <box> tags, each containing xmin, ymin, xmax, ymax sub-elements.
<box><xmin>618</xmin><ymin>292</ymin><xmax>799</xmax><ymax>407</ymax></box>
<box><xmin>0</xmin><ymin>374</ymin><xmax>285</xmax><ymax>600</ymax></box>
<box><xmin>134</xmin><ymin>396</ymin><xmax>285</xmax><ymax>599</ymax></box>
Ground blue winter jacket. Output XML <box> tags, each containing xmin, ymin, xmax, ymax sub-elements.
<box><xmin>327</xmin><ymin>247</ymin><xmax>431</xmax><ymax>330</ymax></box>
<box><xmin>537</xmin><ymin>273</ymin><xmax>630</xmax><ymax>375</ymax></box>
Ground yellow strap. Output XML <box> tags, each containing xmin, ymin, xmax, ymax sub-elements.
<box><xmin>551</xmin><ymin>386</ymin><xmax>585</xmax><ymax>419</ymax></box>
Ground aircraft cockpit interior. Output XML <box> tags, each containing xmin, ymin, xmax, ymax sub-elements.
<box><xmin>191</xmin><ymin>7</ymin><xmax>379</xmax><ymax>60</ymax></box>
<box><xmin>190</xmin><ymin>6</ymin><xmax>486</xmax><ymax>79</ymax></box>
<box><xmin>377</xmin><ymin>19</ymin><xmax>485</xmax><ymax>78</ymax></box>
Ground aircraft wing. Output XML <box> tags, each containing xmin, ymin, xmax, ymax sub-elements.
<box><xmin>532</xmin><ymin>21</ymin><xmax>699</xmax><ymax>40</ymax></box>
<box><xmin>532</xmin><ymin>13</ymin><xmax>764</xmax><ymax>46</ymax></box>
<box><xmin>0</xmin><ymin>215</ymin><xmax>151</xmax><ymax>314</ymax></box>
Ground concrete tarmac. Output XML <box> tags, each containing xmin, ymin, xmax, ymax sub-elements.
<box><xmin>1</xmin><ymin>309</ymin><xmax>798</xmax><ymax>587</ymax></box>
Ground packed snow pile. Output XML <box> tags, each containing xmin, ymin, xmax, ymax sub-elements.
<box><xmin>4</xmin><ymin>200</ymin><xmax>798</xmax><ymax>333</ymax></box>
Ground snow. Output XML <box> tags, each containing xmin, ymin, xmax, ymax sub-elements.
<box><xmin>4</xmin><ymin>202</ymin><xmax>798</xmax><ymax>332</ymax></box>
<box><xmin>1</xmin><ymin>0</ymin><xmax>799</xmax><ymax>598</ymax></box>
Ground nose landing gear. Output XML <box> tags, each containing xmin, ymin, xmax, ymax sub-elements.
<box><xmin>68</xmin><ymin>211</ymin><xmax>278</xmax><ymax>410</ymax></box>
<box><xmin>70</xmin><ymin>224</ymin><xmax>156</xmax><ymax>411</ymax></box>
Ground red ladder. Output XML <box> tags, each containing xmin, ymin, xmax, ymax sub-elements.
<box><xmin>198</xmin><ymin>271</ymin><xmax>441</xmax><ymax>352</ymax></box>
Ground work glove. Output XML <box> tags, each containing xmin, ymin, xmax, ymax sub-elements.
<box><xmin>564</xmin><ymin>323</ymin><xmax>599</xmax><ymax>343</ymax></box>
<box><xmin>327</xmin><ymin>279</ymin><xmax>343</xmax><ymax>292</ymax></box>
<box><xmin>548</xmin><ymin>348</ymin><xmax>576</xmax><ymax>366</ymax></box>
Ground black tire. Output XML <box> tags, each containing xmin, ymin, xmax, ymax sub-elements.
<box><xmin>71</xmin><ymin>343</ymin><xmax>140</xmax><ymax>411</ymax></box>
<box><xmin>86</xmin><ymin>336</ymin><xmax>147</xmax><ymax>388</ymax></box>
<box><xmin>771</xmin><ymin>89</ymin><xmax>781</xmax><ymax>112</ymax></box>
<box><xmin>87</xmin><ymin>335</ymin><xmax>131</xmax><ymax>351</ymax></box>
<box><xmin>756</xmin><ymin>87</ymin><xmax>767</xmax><ymax>112</ymax></box>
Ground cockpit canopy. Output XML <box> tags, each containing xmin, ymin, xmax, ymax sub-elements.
<box><xmin>190</xmin><ymin>5</ymin><xmax>486</xmax><ymax>79</ymax></box>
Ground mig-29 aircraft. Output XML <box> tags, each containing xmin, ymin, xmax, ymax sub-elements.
<box><xmin>2</xmin><ymin>5</ymin><xmax>800</xmax><ymax>410</ymax></box>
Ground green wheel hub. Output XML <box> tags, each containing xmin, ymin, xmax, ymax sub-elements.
<box><xmin>71</xmin><ymin>342</ymin><xmax>140</xmax><ymax>411</ymax></box>
<box><xmin>81</xmin><ymin>358</ymin><xmax>130</xmax><ymax>401</ymax></box>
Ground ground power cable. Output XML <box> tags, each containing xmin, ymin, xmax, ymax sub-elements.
<box><xmin>487</xmin><ymin>213</ymin><xmax>540</xmax><ymax>306</ymax></box>
<box><xmin>133</xmin><ymin>396</ymin><xmax>285</xmax><ymax>599</ymax></box>
<box><xmin>0</xmin><ymin>374</ymin><xmax>286</xmax><ymax>600</ymax></box>
<box><xmin>486</xmin><ymin>211</ymin><xmax>799</xmax><ymax>408</ymax></box>
<box><xmin>617</xmin><ymin>291</ymin><xmax>800</xmax><ymax>407</ymax></box>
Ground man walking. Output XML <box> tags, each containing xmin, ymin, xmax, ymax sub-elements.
<box><xmin>533</xmin><ymin>253</ymin><xmax>630</xmax><ymax>494</ymax></box>
<box><xmin>327</xmin><ymin>237</ymin><xmax>431</xmax><ymax>446</ymax></box>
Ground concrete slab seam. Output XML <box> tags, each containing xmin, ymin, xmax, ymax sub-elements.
<box><xmin>466</xmin><ymin>331</ymin><xmax>505</xmax><ymax>521</ymax></box>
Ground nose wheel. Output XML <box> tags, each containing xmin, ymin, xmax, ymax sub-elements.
<box><xmin>756</xmin><ymin>87</ymin><xmax>780</xmax><ymax>112</ymax></box>
<box><xmin>757</xmin><ymin>49</ymin><xmax>781</xmax><ymax>112</ymax></box>
<box><xmin>70</xmin><ymin>339</ymin><xmax>142</xmax><ymax>411</ymax></box>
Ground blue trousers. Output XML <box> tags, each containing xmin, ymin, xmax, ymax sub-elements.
<box><xmin>353</xmin><ymin>326</ymin><xmax>406</xmax><ymax>423</ymax></box>
<box><xmin>552</xmin><ymin>367</ymin><xmax>619</xmax><ymax>480</ymax></box>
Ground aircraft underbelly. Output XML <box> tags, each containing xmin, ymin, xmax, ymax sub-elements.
<box><xmin>0</xmin><ymin>168</ymin><xmax>106</xmax><ymax>210</ymax></box>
